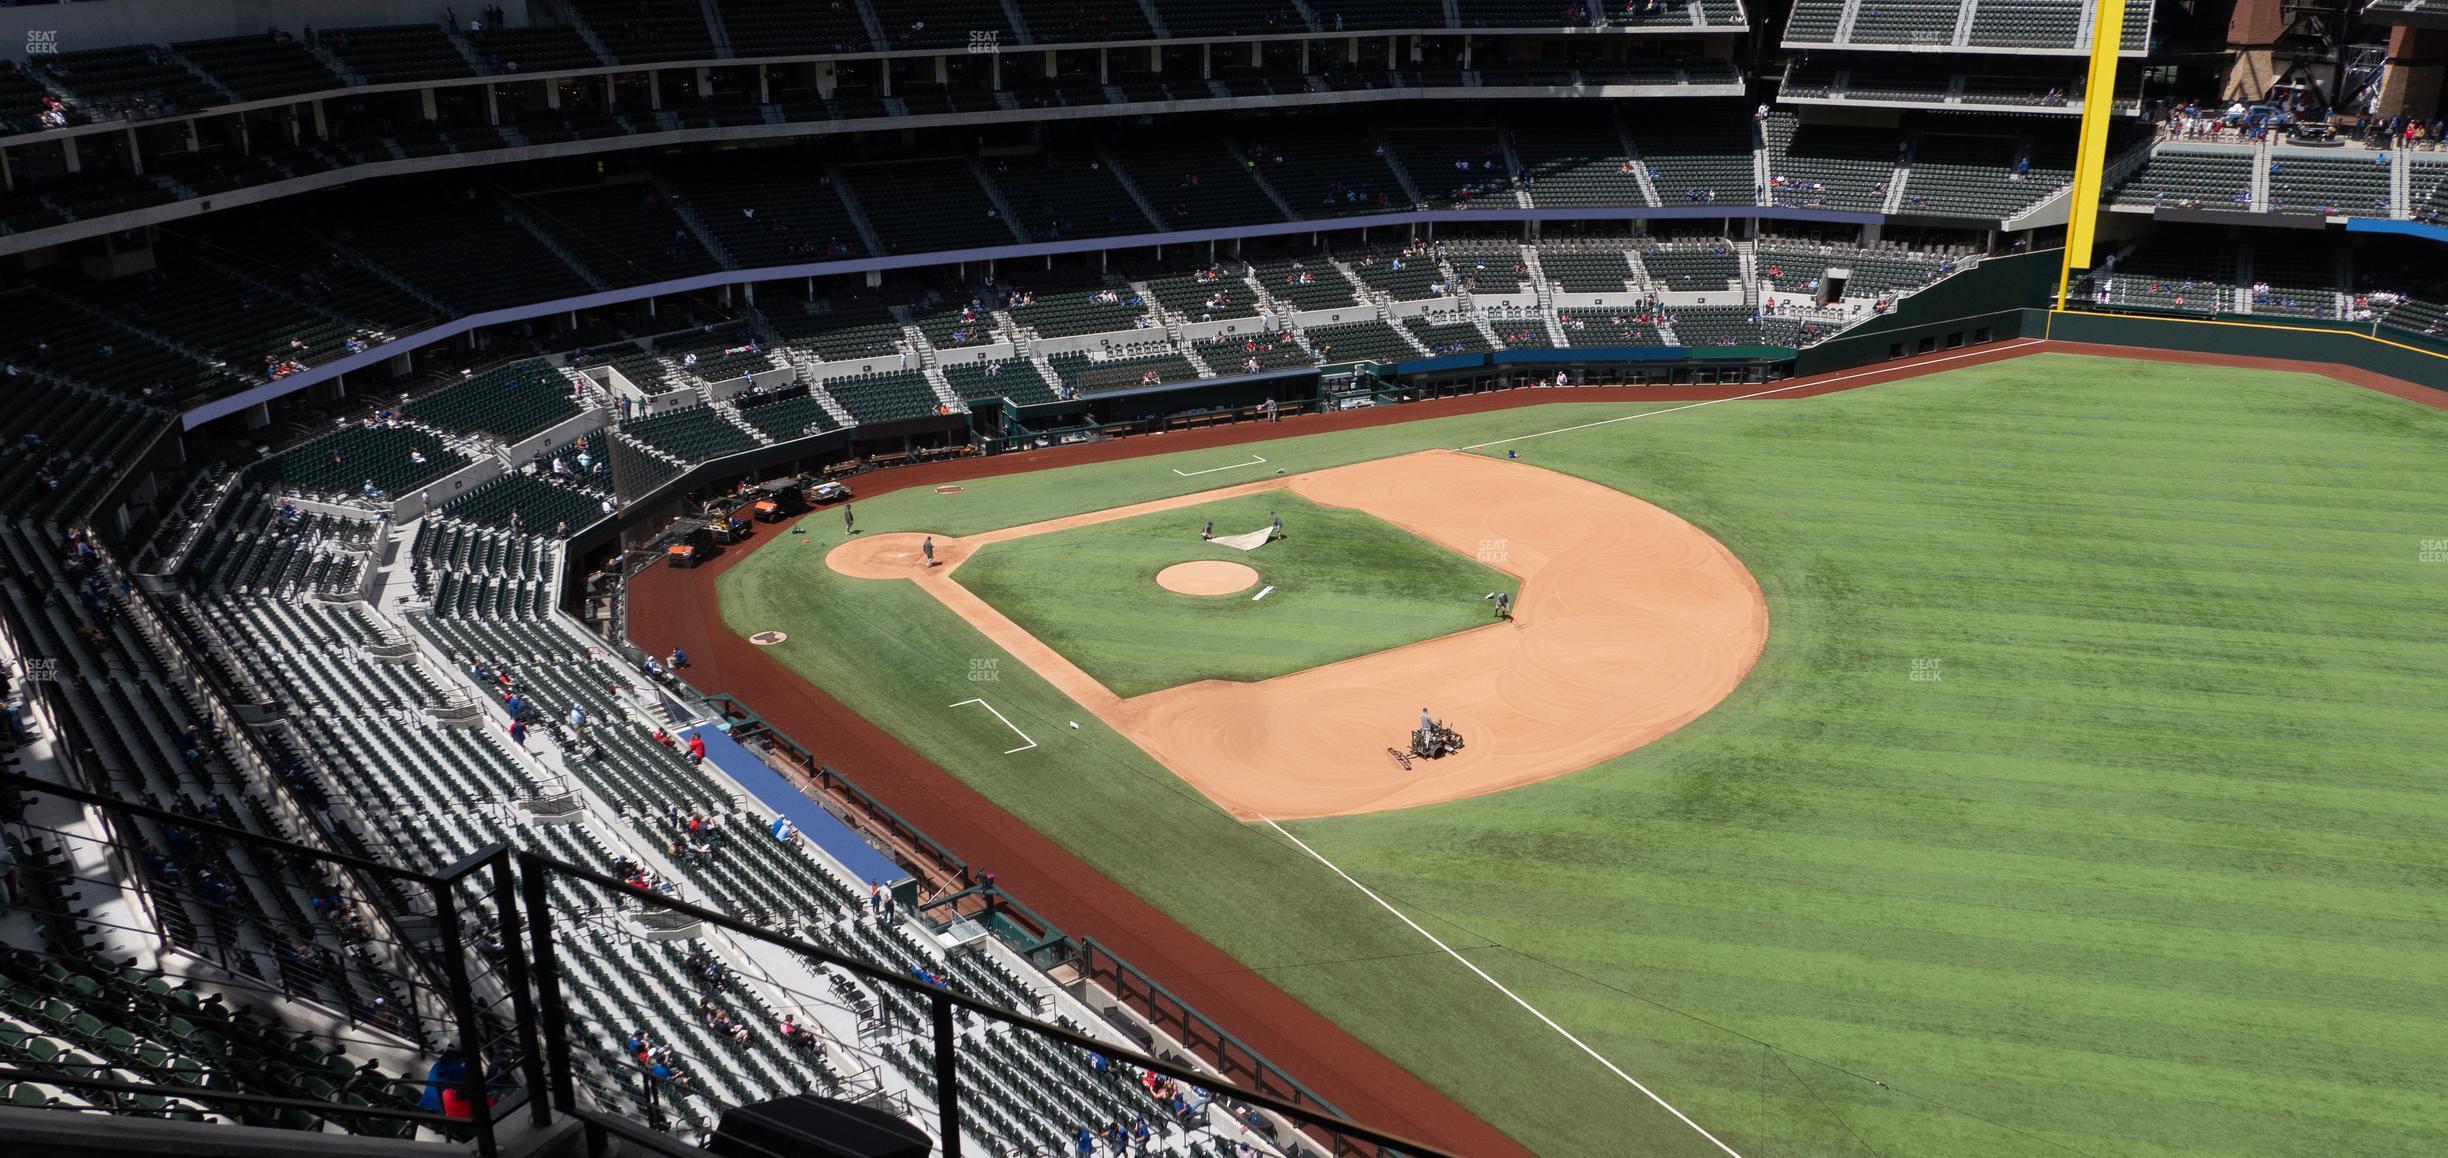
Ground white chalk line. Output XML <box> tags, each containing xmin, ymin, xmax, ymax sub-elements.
<box><xmin>1173</xmin><ymin>454</ymin><xmax>1269</xmax><ymax>476</ymax></box>
<box><xmin>1459</xmin><ymin>338</ymin><xmax>2047</xmax><ymax>451</ymax></box>
<box><xmin>1251</xmin><ymin>585</ymin><xmax>1275</xmax><ymax>602</ymax></box>
<box><xmin>1261</xmin><ymin>817</ymin><xmax>1746</xmax><ymax>1158</ymax></box>
<box><xmin>948</xmin><ymin>698</ymin><xmax>1037</xmax><ymax>754</ymax></box>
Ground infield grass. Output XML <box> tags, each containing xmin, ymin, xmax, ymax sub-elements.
<box><xmin>955</xmin><ymin>491</ymin><xmax>1517</xmax><ymax>697</ymax></box>
<box><xmin>721</xmin><ymin>354</ymin><xmax>2448</xmax><ymax>1158</ymax></box>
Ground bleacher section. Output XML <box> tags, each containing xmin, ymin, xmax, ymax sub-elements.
<box><xmin>982</xmin><ymin>151</ymin><xmax>1158</xmax><ymax>241</ymax></box>
<box><xmin>1251</xmin><ymin>260</ymin><xmax>1361</xmax><ymax>310</ymax></box>
<box><xmin>565</xmin><ymin>0</ymin><xmax>716</xmax><ymax>63</ymax></box>
<box><xmin>1108</xmin><ymin>137</ymin><xmax>1293</xmax><ymax>230</ymax></box>
<box><xmin>1637</xmin><ymin>244</ymin><xmax>1741</xmax><ymax>292</ymax></box>
<box><xmin>734</xmin><ymin>388</ymin><xmax>844</xmax><ymax>441</ymax></box>
<box><xmin>2094</xmin><ymin>230</ymin><xmax>2236</xmax><ymax>314</ymax></box>
<box><xmin>441</xmin><ymin>472</ymin><xmax>604</xmax><ymax>534</ymax></box>
<box><xmin>322</xmin><ymin>24</ymin><xmax>474</xmax><ymax>85</ymax></box>
<box><xmin>1905</xmin><ymin>134</ymin><xmax>2066</xmax><ymax>218</ymax></box>
<box><xmin>1047</xmin><ymin>350</ymin><xmax>1199</xmax><ymax>394</ymax></box>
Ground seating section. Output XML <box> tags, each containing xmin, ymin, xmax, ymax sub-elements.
<box><xmin>718</xmin><ymin>0</ymin><xmax>874</xmax><ymax>55</ymax></box>
<box><xmin>2266</xmin><ymin>152</ymin><xmax>2393</xmax><ymax>218</ymax></box>
<box><xmin>2109</xmin><ymin>149</ymin><xmax>2254</xmax><ymax>212</ymax></box>
<box><xmin>1542</xmin><ymin>251</ymin><xmax>1634</xmax><ymax>293</ymax></box>
<box><xmin>1384</xmin><ymin>130</ymin><xmax>1513</xmax><ymax>209</ymax></box>
<box><xmin>1669</xmin><ymin>306</ymin><xmax>1765</xmax><ymax>346</ymax></box>
<box><xmin>1765</xmin><ymin>113</ymin><xmax>1895</xmax><ymax>212</ymax></box>
<box><xmin>844</xmin><ymin>162</ymin><xmax>1019</xmax><ymax>254</ymax></box>
<box><xmin>870</xmin><ymin>0</ymin><xmax>1015</xmax><ymax>50</ymax></box>
<box><xmin>1251</xmin><ymin>260</ymin><xmax>1361</xmax><ymax>310</ymax></box>
<box><xmin>735</xmin><ymin>387</ymin><xmax>844</xmax><ymax>441</ymax></box>
<box><xmin>1969</xmin><ymin>0</ymin><xmax>2080</xmax><ymax>48</ymax></box>
<box><xmin>2095</xmin><ymin>231</ymin><xmax>2235</xmax><ymax>315</ymax></box>
<box><xmin>1514</xmin><ymin>123</ymin><xmax>1650</xmax><ymax>208</ymax></box>
<box><xmin>821</xmin><ymin>370</ymin><xmax>944</xmax><ymax>423</ymax></box>
<box><xmin>468</xmin><ymin>25</ymin><xmax>604</xmax><ymax>73</ymax></box>
<box><xmin>1196</xmin><ymin>332</ymin><xmax>1309</xmax><ymax>374</ymax></box>
<box><xmin>1904</xmin><ymin>135</ymin><xmax>2064</xmax><ymax>218</ymax></box>
<box><xmin>1242</xmin><ymin>130</ymin><xmax>1405</xmax><ymax>218</ymax></box>
<box><xmin>1302</xmin><ymin>321</ymin><xmax>1416</xmax><ymax>363</ymax></box>
<box><xmin>1148</xmin><ymin>0</ymin><xmax>1308</xmax><ymax>37</ymax></box>
<box><xmin>1014</xmin><ymin>0</ymin><xmax>1156</xmax><ymax>42</ymax></box>
<box><xmin>329</xmin><ymin>204</ymin><xmax>596</xmax><ymax>315</ymax></box>
<box><xmin>1556</xmin><ymin>309</ymin><xmax>1664</xmax><ymax>346</ymax></box>
<box><xmin>1106</xmin><ymin>137</ymin><xmax>1289</xmax><ymax>230</ymax></box>
<box><xmin>1011</xmin><ymin>288</ymin><xmax>1152</xmax><ymax>338</ymax></box>
<box><xmin>566</xmin><ymin>0</ymin><xmax>716</xmax><ymax>63</ymax></box>
<box><xmin>1343</xmin><ymin>250</ymin><xmax>1450</xmax><ymax>300</ymax></box>
<box><xmin>442</xmin><ymin>471</ymin><xmax>604</xmax><ymax>533</ymax></box>
<box><xmin>323</xmin><ymin>24</ymin><xmax>475</xmax><ymax>84</ymax></box>
<box><xmin>1405</xmin><ymin>317</ymin><xmax>1494</xmax><ymax>354</ymax></box>
<box><xmin>1783</xmin><ymin>0</ymin><xmax>1845</xmax><ymax>42</ymax></box>
<box><xmin>514</xmin><ymin>185</ymin><xmax>725</xmax><ymax>286</ymax></box>
<box><xmin>2245</xmin><ymin>240</ymin><xmax>2337</xmax><ymax>318</ymax></box>
<box><xmin>981</xmin><ymin>150</ymin><xmax>1157</xmax><ymax>241</ymax></box>
<box><xmin>264</xmin><ymin>426</ymin><xmax>466</xmax><ymax>499</ymax></box>
<box><xmin>666</xmin><ymin>171</ymin><xmax>865</xmax><ymax>266</ymax></box>
<box><xmin>942</xmin><ymin>360</ymin><xmax>1062</xmax><ymax>405</ymax></box>
<box><xmin>1145</xmin><ymin>271</ymin><xmax>1262</xmax><ymax>322</ymax></box>
<box><xmin>405</xmin><ymin>360</ymin><xmax>584</xmax><ymax>441</ymax></box>
<box><xmin>1849</xmin><ymin>0</ymin><xmax>1965</xmax><ymax>45</ymax></box>
<box><xmin>623</xmin><ymin>406</ymin><xmax>760</xmax><ymax>462</ymax></box>
<box><xmin>773</xmin><ymin>307</ymin><xmax>903</xmax><ymax>363</ymax></box>
<box><xmin>1047</xmin><ymin>350</ymin><xmax>1199</xmax><ymax>393</ymax></box>
<box><xmin>44</xmin><ymin>46</ymin><xmax>225</xmax><ymax>116</ymax></box>
<box><xmin>1628</xmin><ymin>103</ymin><xmax>1757</xmax><ymax>205</ymax></box>
<box><xmin>1637</xmin><ymin>245</ymin><xmax>1741</xmax><ymax>292</ymax></box>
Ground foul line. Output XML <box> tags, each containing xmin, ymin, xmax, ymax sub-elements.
<box><xmin>948</xmin><ymin>698</ymin><xmax>1037</xmax><ymax>754</ymax></box>
<box><xmin>1458</xmin><ymin>338</ymin><xmax>2047</xmax><ymax>451</ymax></box>
<box><xmin>1259</xmin><ymin>818</ymin><xmax>1745</xmax><ymax>1158</ymax></box>
<box><xmin>1173</xmin><ymin>454</ymin><xmax>1269</xmax><ymax>476</ymax></box>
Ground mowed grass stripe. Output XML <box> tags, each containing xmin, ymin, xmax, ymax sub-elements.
<box><xmin>729</xmin><ymin>355</ymin><xmax>2448</xmax><ymax>1157</ymax></box>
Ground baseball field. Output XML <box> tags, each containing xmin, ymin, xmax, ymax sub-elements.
<box><xmin>709</xmin><ymin>351</ymin><xmax>2448</xmax><ymax>1158</ymax></box>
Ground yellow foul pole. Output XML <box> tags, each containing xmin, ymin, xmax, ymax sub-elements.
<box><xmin>2055</xmin><ymin>0</ymin><xmax>2129</xmax><ymax>311</ymax></box>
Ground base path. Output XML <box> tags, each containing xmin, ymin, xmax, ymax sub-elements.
<box><xmin>830</xmin><ymin>451</ymin><xmax>1770</xmax><ymax>820</ymax></box>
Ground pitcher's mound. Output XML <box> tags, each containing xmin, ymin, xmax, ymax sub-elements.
<box><xmin>1157</xmin><ymin>560</ymin><xmax>1260</xmax><ymax>596</ymax></box>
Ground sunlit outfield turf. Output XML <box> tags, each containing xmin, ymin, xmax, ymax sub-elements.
<box><xmin>723</xmin><ymin>355</ymin><xmax>2448</xmax><ymax>1158</ymax></box>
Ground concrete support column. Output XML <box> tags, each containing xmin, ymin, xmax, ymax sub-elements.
<box><xmin>1462</xmin><ymin>36</ymin><xmax>1472</xmax><ymax>69</ymax></box>
<box><xmin>126</xmin><ymin>128</ymin><xmax>143</xmax><ymax>174</ymax></box>
<box><xmin>935</xmin><ymin>57</ymin><xmax>949</xmax><ymax>84</ymax></box>
<box><xmin>61</xmin><ymin>134</ymin><xmax>80</xmax><ymax>174</ymax></box>
<box><xmin>1097</xmin><ymin>48</ymin><xmax>1108</xmax><ymax>84</ymax></box>
<box><xmin>420</xmin><ymin>87</ymin><xmax>438</xmax><ymax>121</ymax></box>
<box><xmin>1299</xmin><ymin>41</ymin><xmax>1309</xmax><ymax>74</ymax></box>
<box><xmin>758</xmin><ymin>65</ymin><xmax>770</xmax><ymax>104</ymax></box>
<box><xmin>991</xmin><ymin>52</ymin><xmax>1001</xmax><ymax>88</ymax></box>
<box><xmin>486</xmin><ymin>85</ymin><xmax>499</xmax><ymax>125</ymax></box>
<box><xmin>311</xmin><ymin>100</ymin><xmax>328</xmax><ymax>138</ymax></box>
<box><xmin>0</xmin><ymin>146</ymin><xmax>12</xmax><ymax>192</ymax></box>
<box><xmin>1149</xmin><ymin>46</ymin><xmax>1160</xmax><ymax>71</ymax></box>
<box><xmin>603</xmin><ymin>75</ymin><xmax>614</xmax><ymax>109</ymax></box>
<box><xmin>650</xmin><ymin>71</ymin><xmax>663</xmax><ymax>110</ymax></box>
<box><xmin>1201</xmin><ymin>43</ymin><xmax>1211</xmax><ymax>79</ymax></box>
<box><xmin>547</xmin><ymin>79</ymin><xmax>562</xmax><ymax>109</ymax></box>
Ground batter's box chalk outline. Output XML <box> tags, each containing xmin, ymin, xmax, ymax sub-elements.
<box><xmin>949</xmin><ymin>698</ymin><xmax>1038</xmax><ymax>754</ymax></box>
<box><xmin>1172</xmin><ymin>454</ymin><xmax>1268</xmax><ymax>477</ymax></box>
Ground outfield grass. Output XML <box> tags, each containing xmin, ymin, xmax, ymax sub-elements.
<box><xmin>720</xmin><ymin>355</ymin><xmax>2448</xmax><ymax>1158</ymax></box>
<box><xmin>955</xmin><ymin>492</ymin><xmax>1516</xmax><ymax>697</ymax></box>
